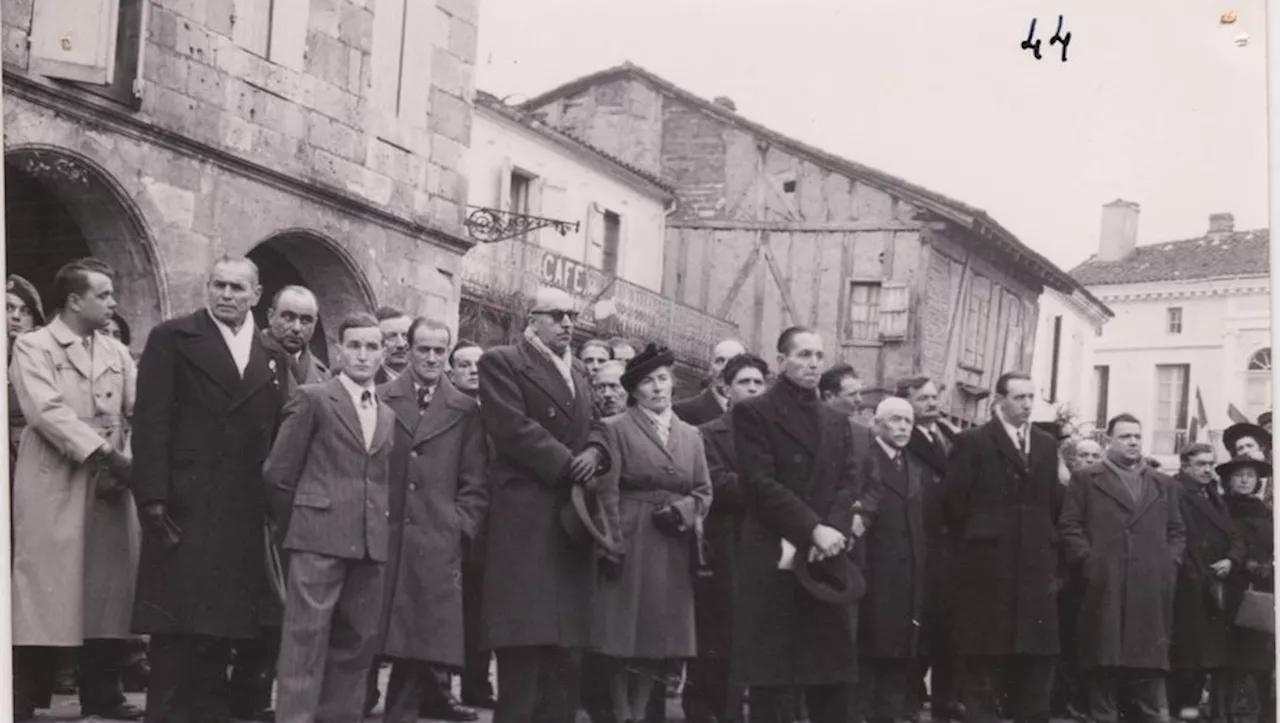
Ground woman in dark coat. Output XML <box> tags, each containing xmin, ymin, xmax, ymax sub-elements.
<box><xmin>593</xmin><ymin>344</ymin><xmax>712</xmax><ymax>723</ymax></box>
<box><xmin>1221</xmin><ymin>457</ymin><xmax>1275</xmax><ymax>723</ymax></box>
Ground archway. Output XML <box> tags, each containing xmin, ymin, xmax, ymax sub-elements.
<box><xmin>4</xmin><ymin>147</ymin><xmax>165</xmax><ymax>350</ymax></box>
<box><xmin>247</xmin><ymin>231</ymin><xmax>375</xmax><ymax>367</ymax></box>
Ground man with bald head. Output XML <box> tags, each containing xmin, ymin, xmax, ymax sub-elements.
<box><xmin>856</xmin><ymin>398</ymin><xmax>928</xmax><ymax>723</ymax></box>
<box><xmin>261</xmin><ymin>285</ymin><xmax>329</xmax><ymax>386</ymax></box>
<box><xmin>132</xmin><ymin>256</ymin><xmax>296</xmax><ymax>723</ymax></box>
<box><xmin>674</xmin><ymin>338</ymin><xmax>747</xmax><ymax>426</ymax></box>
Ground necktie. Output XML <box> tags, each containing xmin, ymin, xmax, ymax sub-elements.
<box><xmin>359</xmin><ymin>391</ymin><xmax>375</xmax><ymax>449</ymax></box>
<box><xmin>417</xmin><ymin>385</ymin><xmax>433</xmax><ymax>411</ymax></box>
<box><xmin>1017</xmin><ymin>429</ymin><xmax>1027</xmax><ymax>456</ymax></box>
<box><xmin>893</xmin><ymin>453</ymin><xmax>904</xmax><ymax>471</ymax></box>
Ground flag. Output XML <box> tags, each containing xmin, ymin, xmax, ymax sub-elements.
<box><xmin>1188</xmin><ymin>387</ymin><xmax>1208</xmax><ymax>443</ymax></box>
<box><xmin>1228</xmin><ymin>403</ymin><xmax>1251</xmax><ymax>425</ymax></box>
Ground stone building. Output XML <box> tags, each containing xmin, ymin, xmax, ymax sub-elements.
<box><xmin>524</xmin><ymin>62</ymin><xmax>1079</xmax><ymax>424</ymax></box>
<box><xmin>3</xmin><ymin>0</ymin><xmax>478</xmax><ymax>363</ymax></box>
<box><xmin>1072</xmin><ymin>202</ymin><xmax>1271</xmax><ymax>462</ymax></box>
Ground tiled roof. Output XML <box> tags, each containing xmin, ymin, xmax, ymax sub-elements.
<box><xmin>1070</xmin><ymin>229</ymin><xmax>1270</xmax><ymax>286</ymax></box>
<box><xmin>522</xmin><ymin>61</ymin><xmax>1081</xmax><ymax>294</ymax></box>
<box><xmin>474</xmin><ymin>89</ymin><xmax>676</xmax><ymax>195</ymax></box>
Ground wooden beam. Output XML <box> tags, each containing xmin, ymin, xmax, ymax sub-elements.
<box><xmin>668</xmin><ymin>219</ymin><xmax>938</xmax><ymax>232</ymax></box>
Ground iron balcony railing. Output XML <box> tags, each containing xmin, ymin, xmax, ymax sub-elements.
<box><xmin>461</xmin><ymin>239</ymin><xmax>737</xmax><ymax>364</ymax></box>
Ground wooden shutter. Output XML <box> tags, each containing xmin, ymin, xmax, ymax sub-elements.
<box><xmin>29</xmin><ymin>0</ymin><xmax>121</xmax><ymax>84</ymax></box>
<box><xmin>268</xmin><ymin>0</ymin><xmax>308</xmax><ymax>70</ymax></box>
<box><xmin>584</xmin><ymin>204</ymin><xmax>604</xmax><ymax>268</ymax></box>
<box><xmin>232</xmin><ymin>0</ymin><xmax>271</xmax><ymax>56</ymax></box>
<box><xmin>878</xmin><ymin>281</ymin><xmax>909</xmax><ymax>340</ymax></box>
<box><xmin>497</xmin><ymin>158</ymin><xmax>512</xmax><ymax>211</ymax></box>
<box><xmin>397</xmin><ymin>0</ymin><xmax>433</xmax><ymax>128</ymax></box>
<box><xmin>370</xmin><ymin>0</ymin><xmax>406</xmax><ymax>116</ymax></box>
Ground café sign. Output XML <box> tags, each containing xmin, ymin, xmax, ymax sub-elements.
<box><xmin>539</xmin><ymin>251</ymin><xmax>605</xmax><ymax>299</ymax></box>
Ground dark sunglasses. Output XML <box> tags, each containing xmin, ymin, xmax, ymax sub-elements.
<box><xmin>534</xmin><ymin>310</ymin><xmax>578</xmax><ymax>323</ymax></box>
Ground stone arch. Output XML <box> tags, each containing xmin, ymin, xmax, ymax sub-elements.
<box><xmin>247</xmin><ymin>230</ymin><xmax>376</xmax><ymax>366</ymax></box>
<box><xmin>4</xmin><ymin>145</ymin><xmax>167</xmax><ymax>350</ymax></box>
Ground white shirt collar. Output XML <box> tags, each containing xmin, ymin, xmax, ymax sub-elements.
<box><xmin>640</xmin><ymin>404</ymin><xmax>673</xmax><ymax>429</ymax></box>
<box><xmin>208</xmin><ymin>309</ymin><xmax>254</xmax><ymax>376</ymax></box>
<box><xmin>917</xmin><ymin>424</ymin><xmax>934</xmax><ymax>441</ymax></box>
<box><xmin>524</xmin><ymin>327</ymin><xmax>575</xmax><ymax>397</ymax></box>
<box><xmin>876</xmin><ymin>436</ymin><xmax>901</xmax><ymax>460</ymax></box>
<box><xmin>711</xmin><ymin>386</ymin><xmax>729</xmax><ymax>411</ymax></box>
<box><xmin>337</xmin><ymin>372</ymin><xmax>376</xmax><ymax>405</ymax></box>
<box><xmin>995</xmin><ymin>408</ymin><xmax>1029</xmax><ymax>454</ymax></box>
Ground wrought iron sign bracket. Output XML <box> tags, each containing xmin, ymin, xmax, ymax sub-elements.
<box><xmin>465</xmin><ymin>206</ymin><xmax>581</xmax><ymax>243</ymax></box>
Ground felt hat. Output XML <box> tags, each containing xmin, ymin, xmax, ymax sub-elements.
<box><xmin>1223</xmin><ymin>423</ymin><xmax>1272</xmax><ymax>457</ymax></box>
<box><xmin>559</xmin><ymin>484</ymin><xmax>623</xmax><ymax>557</ymax></box>
<box><xmin>6</xmin><ymin>274</ymin><xmax>44</xmax><ymax>326</ymax></box>
<box><xmin>793</xmin><ymin>546</ymin><xmax>866</xmax><ymax>606</ymax></box>
<box><xmin>1216</xmin><ymin>455</ymin><xmax>1272</xmax><ymax>484</ymax></box>
<box><xmin>620</xmin><ymin>343</ymin><xmax>675</xmax><ymax>394</ymax></box>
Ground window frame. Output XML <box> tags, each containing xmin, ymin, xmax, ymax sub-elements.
<box><xmin>28</xmin><ymin>0</ymin><xmax>147</xmax><ymax>110</ymax></box>
<box><xmin>1166</xmin><ymin>306</ymin><xmax>1183</xmax><ymax>335</ymax></box>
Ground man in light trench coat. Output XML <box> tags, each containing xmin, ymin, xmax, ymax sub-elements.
<box><xmin>10</xmin><ymin>258</ymin><xmax>142</xmax><ymax>721</ymax></box>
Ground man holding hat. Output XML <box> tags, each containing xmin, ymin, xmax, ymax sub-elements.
<box><xmin>477</xmin><ymin>287</ymin><xmax>608</xmax><ymax>723</ymax></box>
<box><xmin>731</xmin><ymin>326</ymin><xmax>869</xmax><ymax>723</ymax></box>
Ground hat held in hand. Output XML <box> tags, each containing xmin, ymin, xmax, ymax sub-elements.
<box><xmin>793</xmin><ymin>544</ymin><xmax>866</xmax><ymax>606</ymax></box>
<box><xmin>560</xmin><ymin>484</ymin><xmax>623</xmax><ymax>558</ymax></box>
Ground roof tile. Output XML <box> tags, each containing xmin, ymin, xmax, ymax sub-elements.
<box><xmin>1070</xmin><ymin>229</ymin><xmax>1270</xmax><ymax>286</ymax></box>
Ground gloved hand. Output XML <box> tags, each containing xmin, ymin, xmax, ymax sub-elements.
<box><xmin>139</xmin><ymin>501</ymin><xmax>168</xmax><ymax>537</ymax></box>
<box><xmin>651</xmin><ymin>503</ymin><xmax>685</xmax><ymax>535</ymax></box>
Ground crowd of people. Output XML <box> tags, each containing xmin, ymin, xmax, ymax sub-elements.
<box><xmin>4</xmin><ymin>256</ymin><xmax>1275</xmax><ymax>723</ymax></box>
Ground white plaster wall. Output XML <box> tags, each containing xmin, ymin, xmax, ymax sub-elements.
<box><xmin>465</xmin><ymin>109</ymin><xmax>668</xmax><ymax>292</ymax></box>
<box><xmin>1030</xmin><ymin>287</ymin><xmax>1104</xmax><ymax>428</ymax></box>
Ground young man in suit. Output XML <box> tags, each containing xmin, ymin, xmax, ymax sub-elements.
<box><xmin>944</xmin><ymin>372</ymin><xmax>1064</xmax><ymax>723</ymax></box>
<box><xmin>265</xmin><ymin>312</ymin><xmax>396</xmax><ymax>723</ymax></box>
<box><xmin>132</xmin><ymin>256</ymin><xmax>295</xmax><ymax>723</ymax></box>
<box><xmin>898</xmin><ymin>376</ymin><xmax>964</xmax><ymax>722</ymax></box>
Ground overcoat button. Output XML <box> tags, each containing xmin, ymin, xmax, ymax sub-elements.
<box><xmin>410</xmin><ymin>451</ymin><xmax>418</xmax><ymax>458</ymax></box>
<box><xmin>548</xmin><ymin>408</ymin><xmax>557</xmax><ymax>418</ymax></box>
<box><xmin>410</xmin><ymin>483</ymin><xmax>418</xmax><ymax>491</ymax></box>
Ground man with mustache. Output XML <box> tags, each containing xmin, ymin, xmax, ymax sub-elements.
<box><xmin>375</xmin><ymin>306</ymin><xmax>413</xmax><ymax>385</ymax></box>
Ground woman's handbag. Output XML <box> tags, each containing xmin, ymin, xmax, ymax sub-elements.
<box><xmin>1233</xmin><ymin>585</ymin><xmax>1275</xmax><ymax>633</ymax></box>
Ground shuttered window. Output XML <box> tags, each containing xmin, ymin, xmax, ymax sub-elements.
<box><xmin>371</xmin><ymin>0</ymin><xmax>431</xmax><ymax>128</ymax></box>
<box><xmin>961</xmin><ymin>274</ymin><xmax>993</xmax><ymax>369</ymax></box>
<box><xmin>232</xmin><ymin>0</ymin><xmax>307</xmax><ymax>69</ymax></box>
<box><xmin>28</xmin><ymin>0</ymin><xmax>146</xmax><ymax>108</ymax></box>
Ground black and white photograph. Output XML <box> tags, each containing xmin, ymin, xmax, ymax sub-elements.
<box><xmin>0</xmin><ymin>0</ymin><xmax>1275</xmax><ymax>721</ymax></box>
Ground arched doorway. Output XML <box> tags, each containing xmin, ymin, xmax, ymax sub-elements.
<box><xmin>4</xmin><ymin>147</ymin><xmax>165</xmax><ymax>349</ymax></box>
<box><xmin>247</xmin><ymin>231</ymin><xmax>375</xmax><ymax>367</ymax></box>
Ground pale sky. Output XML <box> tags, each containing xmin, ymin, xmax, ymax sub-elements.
<box><xmin>473</xmin><ymin>0</ymin><xmax>1270</xmax><ymax>271</ymax></box>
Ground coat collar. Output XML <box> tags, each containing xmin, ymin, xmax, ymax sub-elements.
<box><xmin>906</xmin><ymin>425</ymin><xmax>947</xmax><ymax>476</ymax></box>
<box><xmin>517</xmin><ymin>337</ymin><xmax>576</xmax><ymax>415</ymax></box>
<box><xmin>380</xmin><ymin>373</ymin><xmax>475</xmax><ymax>447</ymax></box>
<box><xmin>1086</xmin><ymin>460</ymin><xmax>1162</xmax><ymax>517</ymax></box>
<box><xmin>625</xmin><ymin>406</ymin><xmax>677</xmax><ymax>463</ymax></box>
<box><xmin>46</xmin><ymin>316</ymin><xmax>117</xmax><ymax>380</ymax></box>
<box><xmin>874</xmin><ymin>439</ymin><xmax>920</xmax><ymax>499</ymax></box>
<box><xmin>1176</xmin><ymin>471</ymin><xmax>1234</xmax><ymax>535</ymax></box>
<box><xmin>767</xmin><ymin>377</ymin><xmax>822</xmax><ymax>455</ymax></box>
<box><xmin>325</xmin><ymin>376</ymin><xmax>392</xmax><ymax>454</ymax></box>
<box><xmin>174</xmin><ymin>310</ymin><xmax>274</xmax><ymax>403</ymax></box>
<box><xmin>983</xmin><ymin>417</ymin><xmax>1028</xmax><ymax>475</ymax></box>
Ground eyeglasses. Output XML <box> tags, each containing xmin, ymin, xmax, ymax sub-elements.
<box><xmin>534</xmin><ymin>310</ymin><xmax>578</xmax><ymax>323</ymax></box>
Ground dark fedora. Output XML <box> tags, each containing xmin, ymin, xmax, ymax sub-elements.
<box><xmin>1216</xmin><ymin>455</ymin><xmax>1272</xmax><ymax>482</ymax></box>
<box><xmin>1223</xmin><ymin>423</ymin><xmax>1272</xmax><ymax>457</ymax></box>
<box><xmin>559</xmin><ymin>485</ymin><xmax>623</xmax><ymax>557</ymax></box>
<box><xmin>793</xmin><ymin>546</ymin><xmax>866</xmax><ymax>606</ymax></box>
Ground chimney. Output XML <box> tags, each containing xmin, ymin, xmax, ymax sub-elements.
<box><xmin>1098</xmin><ymin>199</ymin><xmax>1140</xmax><ymax>262</ymax></box>
<box><xmin>1208</xmin><ymin>212</ymin><xmax>1235</xmax><ymax>236</ymax></box>
<box><xmin>712</xmin><ymin>96</ymin><xmax>737</xmax><ymax>112</ymax></box>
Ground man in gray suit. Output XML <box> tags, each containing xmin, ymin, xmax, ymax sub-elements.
<box><xmin>264</xmin><ymin>312</ymin><xmax>396</xmax><ymax>723</ymax></box>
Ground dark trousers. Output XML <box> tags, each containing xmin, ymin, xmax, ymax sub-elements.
<box><xmin>582</xmin><ymin>652</ymin><xmax>615</xmax><ymax>723</ymax></box>
<box><xmin>1168</xmin><ymin>669</ymin><xmax>1231</xmax><ymax>718</ymax></box>
<box><xmin>683</xmin><ymin>656</ymin><xmax>744</xmax><ymax>722</ymax></box>
<box><xmin>748</xmin><ymin>684</ymin><xmax>846</xmax><ymax>723</ymax></box>
<box><xmin>494</xmin><ymin>645</ymin><xmax>581</xmax><ymax>723</ymax></box>
<box><xmin>14</xmin><ymin>645</ymin><xmax>59</xmax><ymax>715</ymax></box>
<box><xmin>860</xmin><ymin>658</ymin><xmax>917</xmax><ymax>722</ymax></box>
<box><xmin>228</xmin><ymin>627</ymin><xmax>280</xmax><ymax>715</ymax></box>
<box><xmin>461</xmin><ymin>557</ymin><xmax>493</xmax><ymax>700</ymax></box>
<box><xmin>1235</xmin><ymin>671</ymin><xmax>1275</xmax><ymax>723</ymax></box>
<box><xmin>962</xmin><ymin>654</ymin><xmax>1055</xmax><ymax>723</ymax></box>
<box><xmin>1087</xmin><ymin>667</ymin><xmax>1167</xmax><ymax>723</ymax></box>
<box><xmin>145</xmin><ymin>633</ymin><xmax>235</xmax><ymax>723</ymax></box>
<box><xmin>919</xmin><ymin>613</ymin><xmax>963</xmax><ymax>718</ymax></box>
<box><xmin>385</xmin><ymin>658</ymin><xmax>452</xmax><ymax>723</ymax></box>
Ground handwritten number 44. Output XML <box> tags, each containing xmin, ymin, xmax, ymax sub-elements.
<box><xmin>1023</xmin><ymin>15</ymin><xmax>1071</xmax><ymax>62</ymax></box>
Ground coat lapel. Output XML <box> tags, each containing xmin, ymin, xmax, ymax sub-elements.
<box><xmin>177</xmin><ymin>311</ymin><xmax>242</xmax><ymax>398</ymax></box>
<box><xmin>381</xmin><ymin>373</ymin><xmax>420</xmax><ymax>437</ymax></box>
<box><xmin>370</xmin><ymin>402</ymin><xmax>395</xmax><ymax>455</ymax></box>
<box><xmin>1130</xmin><ymin>467</ymin><xmax>1164</xmax><ymax>521</ymax></box>
<box><xmin>771</xmin><ymin>384</ymin><xmax>819</xmax><ymax>456</ymax></box>
<box><xmin>413</xmin><ymin>380</ymin><xmax>469</xmax><ymax>448</ymax></box>
<box><xmin>518</xmin><ymin>339</ymin><xmax>573</xmax><ymax>416</ymax></box>
<box><xmin>874</xmin><ymin>443</ymin><xmax>908</xmax><ymax>499</ymax></box>
<box><xmin>326</xmin><ymin>379</ymin><xmax>366</xmax><ymax>449</ymax></box>
<box><xmin>47</xmin><ymin>319</ymin><xmax>93</xmax><ymax>380</ymax></box>
<box><xmin>628</xmin><ymin>407</ymin><xmax>676</xmax><ymax>463</ymax></box>
<box><xmin>1177</xmin><ymin>474</ymin><xmax>1234</xmax><ymax>535</ymax></box>
<box><xmin>987</xmin><ymin>419</ymin><xmax>1028</xmax><ymax>477</ymax></box>
<box><xmin>230</xmin><ymin>335</ymin><xmax>274</xmax><ymax>412</ymax></box>
<box><xmin>1089</xmin><ymin>465</ymin><xmax>1137</xmax><ymax>512</ymax></box>
<box><xmin>907</xmin><ymin>427</ymin><xmax>946</xmax><ymax>476</ymax></box>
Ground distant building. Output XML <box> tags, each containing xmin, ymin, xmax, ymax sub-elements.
<box><xmin>4</xmin><ymin>0</ymin><xmax>479</xmax><ymax>360</ymax></box>
<box><xmin>1029</xmin><ymin>285</ymin><xmax>1114</xmax><ymax>431</ymax></box>
<box><xmin>523</xmin><ymin>62</ymin><xmax>1081</xmax><ymax>424</ymax></box>
<box><xmin>459</xmin><ymin>91</ymin><xmax>734</xmax><ymax>380</ymax></box>
<box><xmin>1072</xmin><ymin>201</ymin><xmax>1271</xmax><ymax>462</ymax></box>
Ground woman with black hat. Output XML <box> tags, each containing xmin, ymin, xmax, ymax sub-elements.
<box><xmin>1223</xmin><ymin>423</ymin><xmax>1272</xmax><ymax>506</ymax></box>
<box><xmin>1219</xmin><ymin>456</ymin><xmax>1275</xmax><ymax>723</ymax></box>
<box><xmin>591</xmin><ymin>343</ymin><xmax>713</xmax><ymax>723</ymax></box>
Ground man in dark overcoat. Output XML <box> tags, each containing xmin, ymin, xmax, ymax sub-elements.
<box><xmin>1168</xmin><ymin>443</ymin><xmax>1243</xmax><ymax>719</ymax></box>
<box><xmin>943</xmin><ymin>372</ymin><xmax>1063</xmax><ymax>723</ymax></box>
<box><xmin>683</xmin><ymin>352</ymin><xmax>769</xmax><ymax>723</ymax></box>
<box><xmin>858</xmin><ymin>397</ymin><xmax>930</xmax><ymax>723</ymax></box>
<box><xmin>477</xmin><ymin>287</ymin><xmax>607</xmax><ymax>723</ymax></box>
<box><xmin>131</xmin><ymin>256</ymin><xmax>294</xmax><ymax>723</ymax></box>
<box><xmin>732</xmin><ymin>326</ymin><xmax>870</xmax><ymax>723</ymax></box>
<box><xmin>1059</xmin><ymin>413</ymin><xmax>1187</xmax><ymax>723</ymax></box>
<box><xmin>673</xmin><ymin>338</ymin><xmax>745</xmax><ymax>426</ymax></box>
<box><xmin>376</xmin><ymin>318</ymin><xmax>489</xmax><ymax>723</ymax></box>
